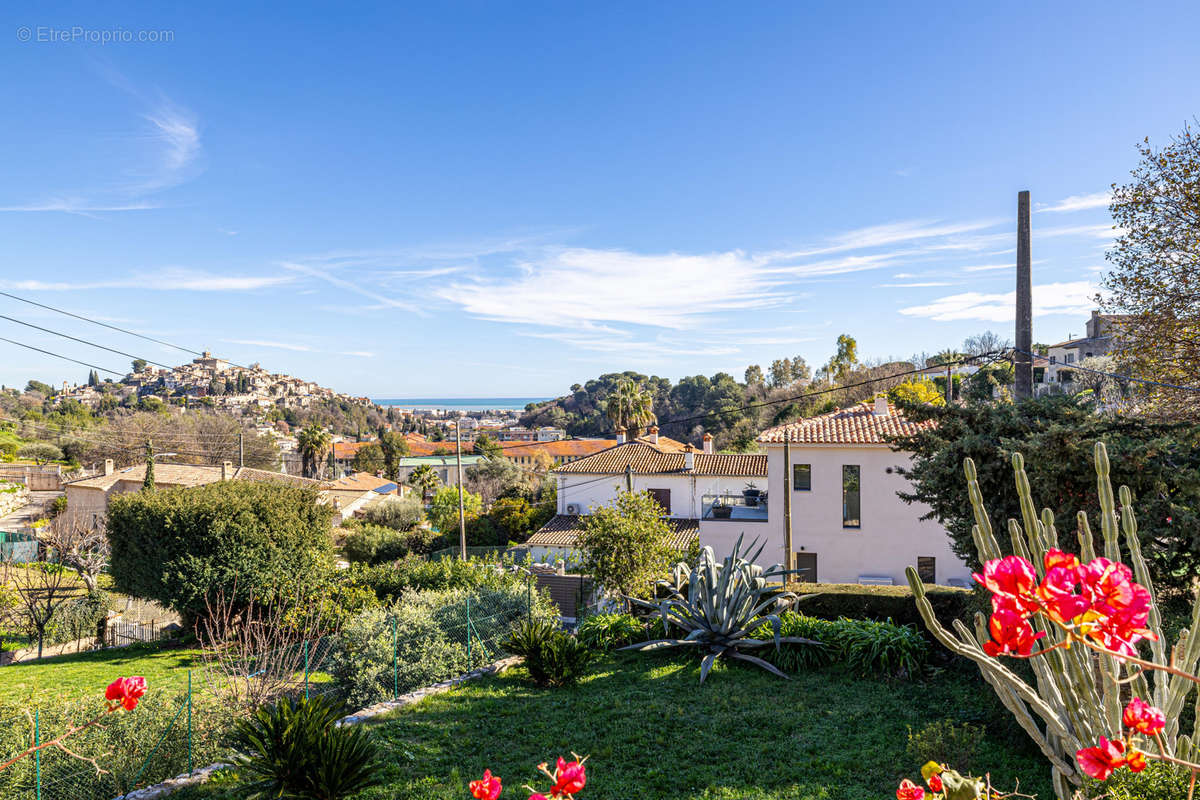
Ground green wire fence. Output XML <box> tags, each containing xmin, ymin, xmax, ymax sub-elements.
<box><xmin>0</xmin><ymin>583</ymin><xmax>540</xmax><ymax>799</ymax></box>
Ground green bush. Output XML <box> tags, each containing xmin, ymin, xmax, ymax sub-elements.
<box><xmin>906</xmin><ymin>719</ymin><xmax>986</xmax><ymax>773</ymax></box>
<box><xmin>329</xmin><ymin>583</ymin><xmax>557</xmax><ymax>708</ymax></box>
<box><xmin>46</xmin><ymin>590</ymin><xmax>111</xmax><ymax>646</ymax></box>
<box><xmin>361</xmin><ymin>496</ymin><xmax>422</xmax><ymax>531</ymax></box>
<box><xmin>1102</xmin><ymin>760</ymin><xmax>1193</xmax><ymax>800</ymax></box>
<box><xmin>345</xmin><ymin>555</ymin><xmax>517</xmax><ymax>603</ymax></box>
<box><xmin>505</xmin><ymin>618</ymin><xmax>558</xmax><ymax>658</ymax></box>
<box><xmin>342</xmin><ymin>524</ymin><xmax>411</xmax><ymax>564</ymax></box>
<box><xmin>754</xmin><ymin>612</ymin><xmax>927</xmax><ymax>677</ymax></box>
<box><xmin>576</xmin><ymin>613</ymin><xmax>645</xmax><ymax>651</ymax></box>
<box><xmin>230</xmin><ymin>695</ymin><xmax>380</xmax><ymax>800</ymax></box>
<box><xmin>107</xmin><ymin>481</ymin><xmax>334</xmax><ymax>625</ymax></box>
<box><xmin>785</xmin><ymin>582</ymin><xmax>971</xmax><ymax>627</ymax></box>
<box><xmin>525</xmin><ymin>631</ymin><xmax>591</xmax><ymax>688</ymax></box>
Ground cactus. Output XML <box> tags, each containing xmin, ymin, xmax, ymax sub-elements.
<box><xmin>906</xmin><ymin>441</ymin><xmax>1200</xmax><ymax>798</ymax></box>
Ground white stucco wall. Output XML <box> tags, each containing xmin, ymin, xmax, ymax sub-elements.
<box><xmin>700</xmin><ymin>443</ymin><xmax>969</xmax><ymax>586</ymax></box>
<box><xmin>557</xmin><ymin>472</ymin><xmax>759</xmax><ymax>519</ymax></box>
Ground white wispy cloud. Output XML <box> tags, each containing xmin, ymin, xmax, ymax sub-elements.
<box><xmin>280</xmin><ymin>262</ymin><xmax>422</xmax><ymax>312</ymax></box>
<box><xmin>439</xmin><ymin>247</ymin><xmax>788</xmax><ymax>330</ymax></box>
<box><xmin>773</xmin><ymin>218</ymin><xmax>1003</xmax><ymax>259</ymax></box>
<box><xmin>898</xmin><ymin>281</ymin><xmax>1099</xmax><ymax>322</ymax></box>
<box><xmin>1037</xmin><ymin>192</ymin><xmax>1111</xmax><ymax>213</ymax></box>
<box><xmin>222</xmin><ymin>339</ymin><xmax>314</xmax><ymax>352</ymax></box>
<box><xmin>1037</xmin><ymin>223</ymin><xmax>1123</xmax><ymax>239</ymax></box>
<box><xmin>960</xmin><ymin>263</ymin><xmax>1012</xmax><ymax>273</ymax></box>
<box><xmin>0</xmin><ymin>268</ymin><xmax>293</xmax><ymax>292</ymax></box>
<box><xmin>877</xmin><ymin>281</ymin><xmax>957</xmax><ymax>288</ymax></box>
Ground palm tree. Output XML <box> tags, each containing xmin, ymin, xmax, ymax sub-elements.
<box><xmin>407</xmin><ymin>464</ymin><xmax>440</xmax><ymax>500</ymax></box>
<box><xmin>605</xmin><ymin>378</ymin><xmax>657</xmax><ymax>438</ymax></box>
<box><xmin>297</xmin><ymin>423</ymin><xmax>333</xmax><ymax>479</ymax></box>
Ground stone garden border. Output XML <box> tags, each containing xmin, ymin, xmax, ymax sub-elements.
<box><xmin>118</xmin><ymin>656</ymin><xmax>522</xmax><ymax>800</ymax></box>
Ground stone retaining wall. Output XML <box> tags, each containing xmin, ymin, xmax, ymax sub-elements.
<box><xmin>118</xmin><ymin>656</ymin><xmax>521</xmax><ymax>800</ymax></box>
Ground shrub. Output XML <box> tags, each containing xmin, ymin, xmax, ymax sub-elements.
<box><xmin>1103</xmin><ymin>761</ymin><xmax>1193</xmax><ymax>800</ymax></box>
<box><xmin>342</xmin><ymin>524</ymin><xmax>411</xmax><ymax>564</ymax></box>
<box><xmin>505</xmin><ymin>618</ymin><xmax>558</xmax><ymax>658</ymax></box>
<box><xmin>107</xmin><ymin>481</ymin><xmax>334</xmax><ymax>625</ymax></box>
<box><xmin>525</xmin><ymin>631</ymin><xmax>592</xmax><ymax>688</ymax></box>
<box><xmin>784</xmin><ymin>582</ymin><xmax>971</xmax><ymax>627</ymax></box>
<box><xmin>345</xmin><ymin>555</ymin><xmax>516</xmax><ymax>603</ymax></box>
<box><xmin>362</xmin><ymin>496</ymin><xmax>422</xmax><ymax>531</ymax></box>
<box><xmin>429</xmin><ymin>485</ymin><xmax>482</xmax><ymax>534</ymax></box>
<box><xmin>906</xmin><ymin>719</ymin><xmax>986</xmax><ymax>773</ymax></box>
<box><xmin>754</xmin><ymin>612</ymin><xmax>927</xmax><ymax>677</ymax></box>
<box><xmin>230</xmin><ymin>695</ymin><xmax>381</xmax><ymax>800</ymax></box>
<box><xmin>46</xmin><ymin>589</ymin><xmax>111</xmax><ymax>646</ymax></box>
<box><xmin>576</xmin><ymin>613</ymin><xmax>644</xmax><ymax>651</ymax></box>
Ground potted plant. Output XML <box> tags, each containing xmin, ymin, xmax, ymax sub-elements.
<box><xmin>712</xmin><ymin>498</ymin><xmax>733</xmax><ymax>519</ymax></box>
<box><xmin>742</xmin><ymin>482</ymin><xmax>761</xmax><ymax>507</ymax></box>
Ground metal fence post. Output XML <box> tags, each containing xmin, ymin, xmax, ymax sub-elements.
<box><xmin>466</xmin><ymin>595</ymin><xmax>472</xmax><ymax>666</ymax></box>
<box><xmin>187</xmin><ymin>670</ymin><xmax>193</xmax><ymax>775</ymax></box>
<box><xmin>391</xmin><ymin>615</ymin><xmax>398</xmax><ymax>699</ymax></box>
<box><xmin>34</xmin><ymin>709</ymin><xmax>40</xmax><ymax>800</ymax></box>
<box><xmin>304</xmin><ymin>641</ymin><xmax>310</xmax><ymax>700</ymax></box>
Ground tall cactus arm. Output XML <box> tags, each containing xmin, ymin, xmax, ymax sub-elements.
<box><xmin>964</xmin><ymin>458</ymin><xmax>999</xmax><ymax>555</ymax></box>
<box><xmin>1094</xmin><ymin>442</ymin><xmax>1122</xmax><ymax>562</ymax></box>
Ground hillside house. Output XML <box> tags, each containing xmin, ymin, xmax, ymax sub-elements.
<box><xmin>741</xmin><ymin>397</ymin><xmax>970</xmax><ymax>586</ymax></box>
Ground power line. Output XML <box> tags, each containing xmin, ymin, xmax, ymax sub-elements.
<box><xmin>0</xmin><ymin>312</ymin><xmax>175</xmax><ymax>371</ymax></box>
<box><xmin>0</xmin><ymin>291</ymin><xmax>253</xmax><ymax>371</ymax></box>
<box><xmin>0</xmin><ymin>336</ymin><xmax>124</xmax><ymax>377</ymax></box>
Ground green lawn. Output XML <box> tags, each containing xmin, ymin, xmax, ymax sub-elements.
<box><xmin>0</xmin><ymin>641</ymin><xmax>203</xmax><ymax>705</ymax></box>
<box><xmin>180</xmin><ymin>652</ymin><xmax>1054</xmax><ymax>800</ymax></box>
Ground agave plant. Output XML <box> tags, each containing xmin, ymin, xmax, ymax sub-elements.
<box><xmin>622</xmin><ymin>535</ymin><xmax>818</xmax><ymax>683</ymax></box>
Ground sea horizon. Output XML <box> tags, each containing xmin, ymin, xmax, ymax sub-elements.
<box><xmin>373</xmin><ymin>397</ymin><xmax>553</xmax><ymax>411</ymax></box>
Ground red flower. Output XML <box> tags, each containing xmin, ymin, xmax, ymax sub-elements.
<box><xmin>1123</xmin><ymin>697</ymin><xmax>1166</xmax><ymax>736</ymax></box>
<box><xmin>1125</xmin><ymin>750</ymin><xmax>1147</xmax><ymax>773</ymax></box>
<box><xmin>974</xmin><ymin>556</ymin><xmax>1039</xmax><ymax>614</ymax></box>
<box><xmin>1037</xmin><ymin>565</ymin><xmax>1089</xmax><ymax>625</ymax></box>
<box><xmin>551</xmin><ymin>757</ymin><xmax>587</xmax><ymax>795</ymax></box>
<box><xmin>469</xmin><ymin>769</ymin><xmax>502</xmax><ymax>800</ymax></box>
<box><xmin>1043</xmin><ymin>549</ymin><xmax>1081</xmax><ymax>572</ymax></box>
<box><xmin>896</xmin><ymin>778</ymin><xmax>926</xmax><ymax>800</ymax></box>
<box><xmin>926</xmin><ymin>772</ymin><xmax>943</xmax><ymax>792</ymax></box>
<box><xmin>1077</xmin><ymin>736</ymin><xmax>1128</xmax><ymax>781</ymax></box>
<box><xmin>983</xmin><ymin>608</ymin><xmax>1045</xmax><ymax>657</ymax></box>
<box><xmin>105</xmin><ymin>676</ymin><xmax>147</xmax><ymax>711</ymax></box>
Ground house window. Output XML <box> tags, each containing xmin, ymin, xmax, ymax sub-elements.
<box><xmin>647</xmin><ymin>488</ymin><xmax>671</xmax><ymax>515</ymax></box>
<box><xmin>917</xmin><ymin>557</ymin><xmax>936</xmax><ymax>584</ymax></box>
<box><xmin>842</xmin><ymin>465</ymin><xmax>861</xmax><ymax>528</ymax></box>
<box><xmin>793</xmin><ymin>463</ymin><xmax>811</xmax><ymax>491</ymax></box>
<box><xmin>1066</xmin><ymin>353</ymin><xmax>1075</xmax><ymax>364</ymax></box>
<box><xmin>1049</xmin><ymin>355</ymin><xmax>1057</xmax><ymax>365</ymax></box>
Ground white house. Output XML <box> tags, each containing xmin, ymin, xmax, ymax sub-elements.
<box><xmin>524</xmin><ymin>426</ymin><xmax>767</xmax><ymax>563</ymax></box>
<box><xmin>1043</xmin><ymin>310</ymin><xmax>1130</xmax><ymax>385</ymax></box>
<box><xmin>706</xmin><ymin>396</ymin><xmax>970</xmax><ymax>587</ymax></box>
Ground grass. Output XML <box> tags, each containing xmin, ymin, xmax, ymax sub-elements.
<box><xmin>177</xmin><ymin>652</ymin><xmax>1054</xmax><ymax>800</ymax></box>
<box><xmin>0</xmin><ymin>640</ymin><xmax>202</xmax><ymax>705</ymax></box>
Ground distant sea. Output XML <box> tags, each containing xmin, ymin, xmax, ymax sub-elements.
<box><xmin>373</xmin><ymin>397</ymin><xmax>553</xmax><ymax>412</ymax></box>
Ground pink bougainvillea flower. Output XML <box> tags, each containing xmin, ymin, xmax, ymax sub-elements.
<box><xmin>551</xmin><ymin>757</ymin><xmax>587</xmax><ymax>795</ymax></box>
<box><xmin>1080</xmin><ymin>559</ymin><xmax>1137</xmax><ymax>616</ymax></box>
<box><xmin>983</xmin><ymin>608</ymin><xmax>1045</xmax><ymax>657</ymax></box>
<box><xmin>1125</xmin><ymin>749</ymin><xmax>1147</xmax><ymax>773</ymax></box>
<box><xmin>1037</xmin><ymin>565</ymin><xmax>1090</xmax><ymax>625</ymax></box>
<box><xmin>528</xmin><ymin>795</ymin><xmax>549</xmax><ymax>800</ymax></box>
<box><xmin>469</xmin><ymin>769</ymin><xmax>502</xmax><ymax>800</ymax></box>
<box><xmin>1076</xmin><ymin>736</ymin><xmax>1128</xmax><ymax>781</ymax></box>
<box><xmin>926</xmin><ymin>772</ymin><xmax>943</xmax><ymax>792</ymax></box>
<box><xmin>974</xmin><ymin>556</ymin><xmax>1040</xmax><ymax>614</ymax></box>
<box><xmin>105</xmin><ymin>676</ymin><xmax>147</xmax><ymax>711</ymax></box>
<box><xmin>1123</xmin><ymin>697</ymin><xmax>1166</xmax><ymax>736</ymax></box>
<box><xmin>896</xmin><ymin>778</ymin><xmax>926</xmax><ymax>800</ymax></box>
<box><xmin>1043</xmin><ymin>549</ymin><xmax>1081</xmax><ymax>573</ymax></box>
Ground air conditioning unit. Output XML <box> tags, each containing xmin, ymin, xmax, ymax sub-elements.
<box><xmin>565</xmin><ymin>503</ymin><xmax>582</xmax><ymax>515</ymax></box>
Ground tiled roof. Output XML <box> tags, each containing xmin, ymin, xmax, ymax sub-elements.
<box><xmin>327</xmin><ymin>472</ymin><xmax>398</xmax><ymax>492</ymax></box>
<box><xmin>756</xmin><ymin>400</ymin><xmax>935</xmax><ymax>445</ymax></box>
<box><xmin>526</xmin><ymin>514</ymin><xmax>698</xmax><ymax>550</ymax></box>
<box><xmin>497</xmin><ymin>439</ymin><xmax>617</xmax><ymax>459</ymax></box>
<box><xmin>332</xmin><ymin>441</ymin><xmax>375</xmax><ymax>459</ymax></box>
<box><xmin>232</xmin><ymin>467</ymin><xmax>320</xmax><ymax>487</ymax></box>
<box><xmin>67</xmin><ymin>463</ymin><xmax>223</xmax><ymax>491</ymax></box>
<box><xmin>553</xmin><ymin>441</ymin><xmax>766</xmax><ymax>477</ymax></box>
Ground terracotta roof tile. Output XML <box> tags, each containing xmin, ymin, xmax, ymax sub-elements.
<box><xmin>553</xmin><ymin>441</ymin><xmax>766</xmax><ymax>477</ymax></box>
<box><xmin>756</xmin><ymin>400</ymin><xmax>935</xmax><ymax>445</ymax></box>
<box><xmin>497</xmin><ymin>439</ymin><xmax>616</xmax><ymax>458</ymax></box>
<box><xmin>526</xmin><ymin>514</ymin><xmax>698</xmax><ymax>550</ymax></box>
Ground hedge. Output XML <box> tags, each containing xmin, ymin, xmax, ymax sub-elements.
<box><xmin>786</xmin><ymin>582</ymin><xmax>973</xmax><ymax>628</ymax></box>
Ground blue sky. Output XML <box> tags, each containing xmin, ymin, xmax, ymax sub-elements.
<box><xmin>1</xmin><ymin>2</ymin><xmax>1198</xmax><ymax>396</ymax></box>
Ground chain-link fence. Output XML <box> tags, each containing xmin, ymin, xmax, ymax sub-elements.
<box><xmin>0</xmin><ymin>581</ymin><xmax>545</xmax><ymax>800</ymax></box>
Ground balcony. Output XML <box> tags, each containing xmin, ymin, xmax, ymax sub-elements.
<box><xmin>701</xmin><ymin>492</ymin><xmax>768</xmax><ymax>522</ymax></box>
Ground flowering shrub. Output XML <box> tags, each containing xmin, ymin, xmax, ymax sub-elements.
<box><xmin>471</xmin><ymin>754</ymin><xmax>587</xmax><ymax>799</ymax></box>
<box><xmin>0</xmin><ymin>676</ymin><xmax>146</xmax><ymax>773</ymax></box>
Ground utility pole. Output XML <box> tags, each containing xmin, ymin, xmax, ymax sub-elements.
<box><xmin>455</xmin><ymin>420</ymin><xmax>466</xmax><ymax>560</ymax></box>
<box><xmin>625</xmin><ymin>463</ymin><xmax>633</xmax><ymax>494</ymax></box>
<box><xmin>782</xmin><ymin>440</ymin><xmax>793</xmax><ymax>574</ymax></box>
<box><xmin>1015</xmin><ymin>190</ymin><xmax>1033</xmax><ymax>399</ymax></box>
<box><xmin>238</xmin><ymin>433</ymin><xmax>244</xmax><ymax>469</ymax></box>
